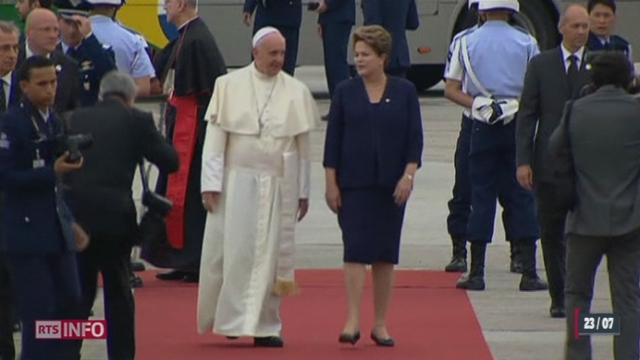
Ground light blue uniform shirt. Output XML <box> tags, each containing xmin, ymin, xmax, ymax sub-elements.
<box><xmin>460</xmin><ymin>20</ymin><xmax>539</xmax><ymax>99</ymax></box>
<box><xmin>89</xmin><ymin>15</ymin><xmax>155</xmax><ymax>79</ymax></box>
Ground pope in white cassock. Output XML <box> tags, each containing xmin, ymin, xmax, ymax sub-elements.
<box><xmin>196</xmin><ymin>27</ymin><xmax>319</xmax><ymax>347</ymax></box>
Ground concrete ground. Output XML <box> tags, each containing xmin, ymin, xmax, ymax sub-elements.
<box><xmin>10</xmin><ymin>67</ymin><xmax>619</xmax><ymax>359</ymax></box>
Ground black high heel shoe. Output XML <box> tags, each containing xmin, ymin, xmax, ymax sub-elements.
<box><xmin>370</xmin><ymin>331</ymin><xmax>395</xmax><ymax>347</ymax></box>
<box><xmin>338</xmin><ymin>331</ymin><xmax>360</xmax><ymax>345</ymax></box>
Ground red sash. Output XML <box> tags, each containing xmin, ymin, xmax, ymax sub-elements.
<box><xmin>165</xmin><ymin>95</ymin><xmax>199</xmax><ymax>250</ymax></box>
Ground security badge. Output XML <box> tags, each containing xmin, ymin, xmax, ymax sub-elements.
<box><xmin>33</xmin><ymin>149</ymin><xmax>45</xmax><ymax>169</ymax></box>
<box><xmin>0</xmin><ymin>132</ymin><xmax>9</xmax><ymax>150</ymax></box>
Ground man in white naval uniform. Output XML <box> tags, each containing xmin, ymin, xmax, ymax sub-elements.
<box><xmin>196</xmin><ymin>27</ymin><xmax>318</xmax><ymax>347</ymax></box>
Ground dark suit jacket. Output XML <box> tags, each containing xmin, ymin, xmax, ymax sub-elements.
<box><xmin>549</xmin><ymin>86</ymin><xmax>640</xmax><ymax>236</ymax></box>
<box><xmin>323</xmin><ymin>77</ymin><xmax>423</xmax><ymax>188</ymax></box>
<box><xmin>0</xmin><ymin>71</ymin><xmax>20</xmax><ymax>250</ymax></box>
<box><xmin>16</xmin><ymin>42</ymin><xmax>81</xmax><ymax>115</ymax></box>
<box><xmin>362</xmin><ymin>0</ymin><xmax>419</xmax><ymax>72</ymax></box>
<box><xmin>0</xmin><ymin>101</ymin><xmax>75</xmax><ymax>254</ymax></box>
<box><xmin>244</xmin><ymin>0</ymin><xmax>302</xmax><ymax>28</ymax></box>
<box><xmin>516</xmin><ymin>47</ymin><xmax>590</xmax><ymax>183</ymax></box>
<box><xmin>64</xmin><ymin>98</ymin><xmax>179</xmax><ymax>252</ymax></box>
<box><xmin>319</xmin><ymin>0</ymin><xmax>355</xmax><ymax>24</ymax></box>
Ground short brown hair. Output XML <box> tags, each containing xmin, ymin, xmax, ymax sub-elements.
<box><xmin>0</xmin><ymin>21</ymin><xmax>19</xmax><ymax>37</ymax></box>
<box><xmin>352</xmin><ymin>25</ymin><xmax>392</xmax><ymax>65</ymax></box>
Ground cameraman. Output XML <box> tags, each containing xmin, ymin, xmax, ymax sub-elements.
<box><xmin>64</xmin><ymin>71</ymin><xmax>178</xmax><ymax>360</ymax></box>
<box><xmin>549</xmin><ymin>52</ymin><xmax>640</xmax><ymax>360</ymax></box>
<box><xmin>0</xmin><ymin>55</ymin><xmax>86</xmax><ymax>360</ymax></box>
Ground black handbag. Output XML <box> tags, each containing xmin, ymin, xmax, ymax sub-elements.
<box><xmin>552</xmin><ymin>100</ymin><xmax>577</xmax><ymax>212</ymax></box>
<box><xmin>137</xmin><ymin>161</ymin><xmax>176</xmax><ymax>267</ymax></box>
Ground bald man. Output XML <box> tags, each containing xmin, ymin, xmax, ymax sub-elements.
<box><xmin>17</xmin><ymin>8</ymin><xmax>81</xmax><ymax>113</ymax></box>
<box><xmin>196</xmin><ymin>27</ymin><xmax>318</xmax><ymax>347</ymax></box>
<box><xmin>516</xmin><ymin>4</ymin><xmax>592</xmax><ymax>319</ymax></box>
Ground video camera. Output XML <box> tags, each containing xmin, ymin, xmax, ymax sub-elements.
<box><xmin>57</xmin><ymin>133</ymin><xmax>94</xmax><ymax>163</ymax></box>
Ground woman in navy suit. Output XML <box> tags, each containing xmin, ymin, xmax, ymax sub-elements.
<box><xmin>323</xmin><ymin>25</ymin><xmax>423</xmax><ymax>347</ymax></box>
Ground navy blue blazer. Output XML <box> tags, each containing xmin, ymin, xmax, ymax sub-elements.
<box><xmin>0</xmin><ymin>101</ymin><xmax>75</xmax><ymax>254</ymax></box>
<box><xmin>319</xmin><ymin>0</ymin><xmax>356</xmax><ymax>25</ymax></box>
<box><xmin>362</xmin><ymin>0</ymin><xmax>419</xmax><ymax>72</ymax></box>
<box><xmin>64</xmin><ymin>34</ymin><xmax>117</xmax><ymax>106</ymax></box>
<box><xmin>323</xmin><ymin>76</ymin><xmax>423</xmax><ymax>189</ymax></box>
<box><xmin>244</xmin><ymin>0</ymin><xmax>302</xmax><ymax>28</ymax></box>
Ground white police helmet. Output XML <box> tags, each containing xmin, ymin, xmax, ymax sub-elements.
<box><xmin>469</xmin><ymin>0</ymin><xmax>479</xmax><ymax>9</ymax></box>
<box><xmin>85</xmin><ymin>0</ymin><xmax>125</xmax><ymax>6</ymax></box>
<box><xmin>478</xmin><ymin>0</ymin><xmax>519</xmax><ymax>12</ymax></box>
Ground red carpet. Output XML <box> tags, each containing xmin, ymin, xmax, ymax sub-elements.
<box><xmin>135</xmin><ymin>270</ymin><xmax>493</xmax><ymax>360</ymax></box>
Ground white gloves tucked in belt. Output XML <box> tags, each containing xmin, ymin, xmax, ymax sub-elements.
<box><xmin>471</xmin><ymin>96</ymin><xmax>519</xmax><ymax>125</ymax></box>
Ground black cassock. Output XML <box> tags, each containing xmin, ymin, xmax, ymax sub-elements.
<box><xmin>148</xmin><ymin>17</ymin><xmax>227</xmax><ymax>270</ymax></box>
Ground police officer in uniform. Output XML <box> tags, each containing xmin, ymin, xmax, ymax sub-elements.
<box><xmin>56</xmin><ymin>0</ymin><xmax>117</xmax><ymax>106</ymax></box>
<box><xmin>446</xmin><ymin>0</ymin><xmax>547</xmax><ymax>291</ymax></box>
<box><xmin>243</xmin><ymin>0</ymin><xmax>302</xmax><ymax>75</ymax></box>
<box><xmin>361</xmin><ymin>0</ymin><xmax>419</xmax><ymax>78</ymax></box>
<box><xmin>444</xmin><ymin>0</ymin><xmax>522</xmax><ymax>274</ymax></box>
<box><xmin>0</xmin><ymin>55</ymin><xmax>86</xmax><ymax>360</ymax></box>
<box><xmin>86</xmin><ymin>0</ymin><xmax>156</xmax><ymax>97</ymax></box>
<box><xmin>315</xmin><ymin>0</ymin><xmax>355</xmax><ymax>101</ymax></box>
<box><xmin>586</xmin><ymin>0</ymin><xmax>632</xmax><ymax>62</ymax></box>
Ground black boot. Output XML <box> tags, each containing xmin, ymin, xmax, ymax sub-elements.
<box><xmin>445</xmin><ymin>238</ymin><xmax>467</xmax><ymax>272</ymax></box>
<box><xmin>509</xmin><ymin>240</ymin><xmax>523</xmax><ymax>273</ymax></box>
<box><xmin>519</xmin><ymin>241</ymin><xmax>548</xmax><ymax>291</ymax></box>
<box><xmin>456</xmin><ymin>243</ymin><xmax>486</xmax><ymax>291</ymax></box>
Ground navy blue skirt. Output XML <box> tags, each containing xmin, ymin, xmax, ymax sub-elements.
<box><xmin>338</xmin><ymin>187</ymin><xmax>407</xmax><ymax>264</ymax></box>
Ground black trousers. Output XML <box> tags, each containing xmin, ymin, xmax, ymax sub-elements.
<box><xmin>565</xmin><ymin>229</ymin><xmax>640</xmax><ymax>360</ymax></box>
<box><xmin>74</xmin><ymin>242</ymin><xmax>135</xmax><ymax>360</ymax></box>
<box><xmin>535</xmin><ymin>181</ymin><xmax>567</xmax><ymax>307</ymax></box>
<box><xmin>0</xmin><ymin>255</ymin><xmax>14</xmax><ymax>360</ymax></box>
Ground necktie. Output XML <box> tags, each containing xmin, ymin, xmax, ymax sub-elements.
<box><xmin>0</xmin><ymin>79</ymin><xmax>6</xmax><ymax>113</ymax></box>
<box><xmin>567</xmin><ymin>55</ymin><xmax>579</xmax><ymax>95</ymax></box>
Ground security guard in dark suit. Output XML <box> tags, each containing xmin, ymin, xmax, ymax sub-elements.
<box><xmin>316</xmin><ymin>0</ymin><xmax>355</xmax><ymax>99</ymax></box>
<box><xmin>17</xmin><ymin>8</ymin><xmax>82</xmax><ymax>114</ymax></box>
<box><xmin>56</xmin><ymin>0</ymin><xmax>117</xmax><ymax>106</ymax></box>
<box><xmin>362</xmin><ymin>0</ymin><xmax>419</xmax><ymax>77</ymax></box>
<box><xmin>0</xmin><ymin>56</ymin><xmax>85</xmax><ymax>360</ymax></box>
<box><xmin>65</xmin><ymin>71</ymin><xmax>179</xmax><ymax>360</ymax></box>
<box><xmin>0</xmin><ymin>21</ymin><xmax>21</xmax><ymax>360</ymax></box>
<box><xmin>243</xmin><ymin>0</ymin><xmax>302</xmax><ymax>75</ymax></box>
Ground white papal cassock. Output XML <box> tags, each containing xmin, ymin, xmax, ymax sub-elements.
<box><xmin>196</xmin><ymin>63</ymin><xmax>318</xmax><ymax>337</ymax></box>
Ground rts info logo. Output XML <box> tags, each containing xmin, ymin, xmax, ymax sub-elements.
<box><xmin>35</xmin><ymin>320</ymin><xmax>107</xmax><ymax>340</ymax></box>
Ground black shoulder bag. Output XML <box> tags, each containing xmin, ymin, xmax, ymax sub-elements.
<box><xmin>137</xmin><ymin>161</ymin><xmax>175</xmax><ymax>267</ymax></box>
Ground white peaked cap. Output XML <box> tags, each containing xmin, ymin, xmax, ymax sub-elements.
<box><xmin>85</xmin><ymin>0</ymin><xmax>123</xmax><ymax>5</ymax></box>
<box><xmin>478</xmin><ymin>0</ymin><xmax>519</xmax><ymax>12</ymax></box>
<box><xmin>252</xmin><ymin>27</ymin><xmax>281</xmax><ymax>48</ymax></box>
<box><xmin>468</xmin><ymin>0</ymin><xmax>479</xmax><ymax>9</ymax></box>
